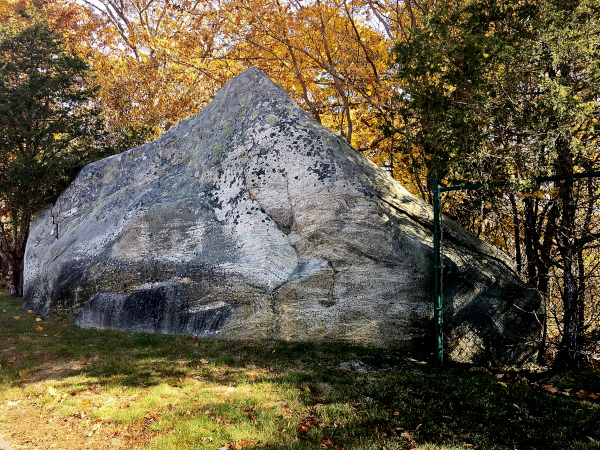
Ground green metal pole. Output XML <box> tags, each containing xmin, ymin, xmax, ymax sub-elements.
<box><xmin>433</xmin><ymin>179</ymin><xmax>444</xmax><ymax>367</ymax></box>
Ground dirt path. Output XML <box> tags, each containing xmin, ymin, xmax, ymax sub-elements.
<box><xmin>0</xmin><ymin>434</ymin><xmax>13</xmax><ymax>450</ymax></box>
<box><xmin>0</xmin><ymin>399</ymin><xmax>131</xmax><ymax>449</ymax></box>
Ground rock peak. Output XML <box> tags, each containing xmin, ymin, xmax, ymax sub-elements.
<box><xmin>211</xmin><ymin>66</ymin><xmax>291</xmax><ymax>110</ymax></box>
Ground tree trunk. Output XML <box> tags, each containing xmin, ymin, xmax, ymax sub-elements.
<box><xmin>522</xmin><ymin>195</ymin><xmax>554</xmax><ymax>363</ymax></box>
<box><xmin>7</xmin><ymin>256</ymin><xmax>23</xmax><ymax>297</ymax></box>
<box><xmin>556</xmin><ymin>246</ymin><xmax>581</xmax><ymax>368</ymax></box>
<box><xmin>0</xmin><ymin>211</ymin><xmax>30</xmax><ymax>298</ymax></box>
<box><xmin>554</xmin><ymin>138</ymin><xmax>583</xmax><ymax>369</ymax></box>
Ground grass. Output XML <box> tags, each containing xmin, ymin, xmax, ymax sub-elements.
<box><xmin>0</xmin><ymin>289</ymin><xmax>599</xmax><ymax>449</ymax></box>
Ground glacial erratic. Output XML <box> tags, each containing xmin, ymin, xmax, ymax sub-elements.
<box><xmin>23</xmin><ymin>67</ymin><xmax>542</xmax><ymax>365</ymax></box>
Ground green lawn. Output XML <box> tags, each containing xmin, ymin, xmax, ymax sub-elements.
<box><xmin>0</xmin><ymin>290</ymin><xmax>599</xmax><ymax>449</ymax></box>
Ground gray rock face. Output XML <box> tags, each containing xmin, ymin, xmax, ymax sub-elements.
<box><xmin>23</xmin><ymin>68</ymin><xmax>541</xmax><ymax>364</ymax></box>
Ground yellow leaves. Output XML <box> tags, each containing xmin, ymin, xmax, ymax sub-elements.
<box><xmin>72</xmin><ymin>0</ymin><xmax>394</xmax><ymax>155</ymax></box>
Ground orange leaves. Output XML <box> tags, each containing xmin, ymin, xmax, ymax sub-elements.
<box><xmin>223</xmin><ymin>439</ymin><xmax>260</xmax><ymax>449</ymax></box>
<box><xmin>576</xmin><ymin>390</ymin><xmax>600</xmax><ymax>401</ymax></box>
<box><xmin>71</xmin><ymin>0</ymin><xmax>398</xmax><ymax>164</ymax></box>
<box><xmin>296</xmin><ymin>414</ymin><xmax>322</xmax><ymax>433</ymax></box>
<box><xmin>320</xmin><ymin>438</ymin><xmax>342</xmax><ymax>449</ymax></box>
<box><xmin>34</xmin><ymin>325</ymin><xmax>44</xmax><ymax>332</ymax></box>
<box><xmin>541</xmin><ymin>384</ymin><xmax>560</xmax><ymax>394</ymax></box>
<box><xmin>75</xmin><ymin>0</ymin><xmax>232</xmax><ymax>136</ymax></box>
<box><xmin>213</xmin><ymin>415</ymin><xmax>230</xmax><ymax>425</ymax></box>
<box><xmin>540</xmin><ymin>385</ymin><xmax>600</xmax><ymax>401</ymax></box>
<box><xmin>473</xmin><ymin>366</ymin><xmax>493</xmax><ymax>376</ymax></box>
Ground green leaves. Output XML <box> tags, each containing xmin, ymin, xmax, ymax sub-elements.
<box><xmin>0</xmin><ymin>19</ymin><xmax>106</xmax><ymax>295</ymax></box>
<box><xmin>390</xmin><ymin>0</ymin><xmax>600</xmax><ymax>185</ymax></box>
<box><xmin>0</xmin><ymin>20</ymin><xmax>104</xmax><ymax>210</ymax></box>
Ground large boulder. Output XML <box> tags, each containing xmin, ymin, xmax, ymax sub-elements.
<box><xmin>24</xmin><ymin>68</ymin><xmax>542</xmax><ymax>364</ymax></box>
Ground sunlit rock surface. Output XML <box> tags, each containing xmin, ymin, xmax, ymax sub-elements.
<box><xmin>23</xmin><ymin>68</ymin><xmax>542</xmax><ymax>364</ymax></box>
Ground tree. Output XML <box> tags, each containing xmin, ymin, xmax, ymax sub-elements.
<box><xmin>390</xmin><ymin>0</ymin><xmax>600</xmax><ymax>367</ymax></box>
<box><xmin>79</xmin><ymin>0</ymin><xmax>234</xmax><ymax>137</ymax></box>
<box><xmin>0</xmin><ymin>20</ymin><xmax>105</xmax><ymax>296</ymax></box>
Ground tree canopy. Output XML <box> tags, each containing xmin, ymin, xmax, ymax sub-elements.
<box><xmin>390</xmin><ymin>0</ymin><xmax>600</xmax><ymax>366</ymax></box>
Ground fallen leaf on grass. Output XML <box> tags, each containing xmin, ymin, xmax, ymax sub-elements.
<box><xmin>13</xmin><ymin>316</ymin><xmax>21</xmax><ymax>320</ymax></box>
<box><xmin>577</xmin><ymin>390</ymin><xmax>600</xmax><ymax>401</ymax></box>
<box><xmin>35</xmin><ymin>325</ymin><xmax>43</xmax><ymax>332</ymax></box>
<box><xmin>35</xmin><ymin>317</ymin><xmax>43</xmax><ymax>322</ymax></box>
<box><xmin>85</xmin><ymin>421</ymin><xmax>103</xmax><ymax>437</ymax></box>
<box><xmin>27</xmin><ymin>310</ymin><xmax>33</xmax><ymax>314</ymax></box>
<box><xmin>81</xmin><ymin>360</ymin><xmax>91</xmax><ymax>366</ymax></box>
<box><xmin>244</xmin><ymin>408</ymin><xmax>257</xmax><ymax>424</ymax></box>
<box><xmin>320</xmin><ymin>438</ymin><xmax>333</xmax><ymax>448</ymax></box>
<box><xmin>199</xmin><ymin>358</ymin><xmax>209</xmax><ymax>364</ymax></box>
<box><xmin>541</xmin><ymin>384</ymin><xmax>559</xmax><ymax>394</ymax></box>
<box><xmin>297</xmin><ymin>415</ymin><xmax>322</xmax><ymax>433</ymax></box>
<box><xmin>473</xmin><ymin>367</ymin><xmax>492</xmax><ymax>376</ymax></box>
<box><xmin>297</xmin><ymin>423</ymin><xmax>309</xmax><ymax>433</ymax></box>
<box><xmin>214</xmin><ymin>415</ymin><xmax>230</xmax><ymax>424</ymax></box>
<box><xmin>246</xmin><ymin>372</ymin><xmax>257</xmax><ymax>380</ymax></box>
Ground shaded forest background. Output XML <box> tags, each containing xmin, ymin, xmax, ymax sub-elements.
<box><xmin>0</xmin><ymin>0</ymin><xmax>599</xmax><ymax>368</ymax></box>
